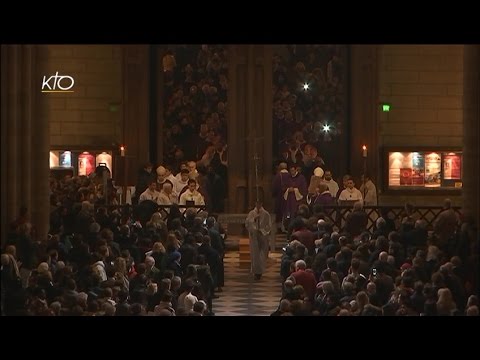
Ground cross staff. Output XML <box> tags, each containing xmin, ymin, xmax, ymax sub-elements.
<box><xmin>245</xmin><ymin>134</ymin><xmax>264</xmax><ymax>203</ymax></box>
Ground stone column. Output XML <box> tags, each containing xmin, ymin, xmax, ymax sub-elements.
<box><xmin>463</xmin><ymin>45</ymin><xmax>480</xmax><ymax>226</ymax></box>
<box><xmin>155</xmin><ymin>46</ymin><xmax>165</xmax><ymax>164</ymax></box>
<box><xmin>1</xmin><ymin>45</ymin><xmax>49</xmax><ymax>244</ymax></box>
<box><xmin>21</xmin><ymin>46</ymin><xmax>33</xmax><ymax>220</ymax></box>
<box><xmin>249</xmin><ymin>45</ymin><xmax>273</xmax><ymax>211</ymax></box>
<box><xmin>246</xmin><ymin>46</ymin><xmax>256</xmax><ymax>208</ymax></box>
<box><xmin>31</xmin><ymin>45</ymin><xmax>50</xmax><ymax>242</ymax></box>
<box><xmin>227</xmin><ymin>45</ymin><xmax>249</xmax><ymax>213</ymax></box>
<box><xmin>227</xmin><ymin>45</ymin><xmax>273</xmax><ymax>213</ymax></box>
<box><xmin>262</xmin><ymin>45</ymin><xmax>274</xmax><ymax>211</ymax></box>
<box><xmin>1</xmin><ymin>44</ymin><xmax>11</xmax><ymax>245</ymax></box>
<box><xmin>349</xmin><ymin>45</ymin><xmax>380</xmax><ymax>191</ymax></box>
<box><xmin>122</xmin><ymin>45</ymin><xmax>150</xmax><ymax>179</ymax></box>
<box><xmin>5</xmin><ymin>45</ymin><xmax>20</xmax><ymax>227</ymax></box>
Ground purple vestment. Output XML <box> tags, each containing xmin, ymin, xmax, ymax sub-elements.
<box><xmin>283</xmin><ymin>173</ymin><xmax>307</xmax><ymax>219</ymax></box>
<box><xmin>272</xmin><ymin>171</ymin><xmax>291</xmax><ymax>223</ymax></box>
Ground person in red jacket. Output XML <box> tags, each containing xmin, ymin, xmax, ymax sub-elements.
<box><xmin>291</xmin><ymin>260</ymin><xmax>317</xmax><ymax>303</ymax></box>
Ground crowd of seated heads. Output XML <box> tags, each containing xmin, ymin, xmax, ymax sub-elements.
<box><xmin>2</xmin><ymin>186</ymin><xmax>227</xmax><ymax>316</ymax></box>
<box><xmin>273</xmin><ymin>45</ymin><xmax>347</xmax><ymax>178</ymax></box>
<box><xmin>276</xmin><ymin>199</ymin><xmax>479</xmax><ymax>316</ymax></box>
<box><xmin>162</xmin><ymin>45</ymin><xmax>228</xmax><ymax>179</ymax></box>
<box><xmin>48</xmin><ymin>160</ymin><xmax>224</xmax><ymax>222</ymax></box>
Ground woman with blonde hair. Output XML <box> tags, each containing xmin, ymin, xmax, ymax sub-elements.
<box><xmin>354</xmin><ymin>291</ymin><xmax>370</xmax><ymax>315</ymax></box>
<box><xmin>145</xmin><ymin>212</ymin><xmax>169</xmax><ymax>243</ymax></box>
<box><xmin>114</xmin><ymin>257</ymin><xmax>129</xmax><ymax>292</ymax></box>
<box><xmin>436</xmin><ymin>287</ymin><xmax>457</xmax><ymax>315</ymax></box>
<box><xmin>147</xmin><ymin>212</ymin><xmax>166</xmax><ymax>228</ymax></box>
<box><xmin>146</xmin><ymin>242</ymin><xmax>166</xmax><ymax>275</ymax></box>
<box><xmin>165</xmin><ymin>233</ymin><xmax>181</xmax><ymax>252</ymax></box>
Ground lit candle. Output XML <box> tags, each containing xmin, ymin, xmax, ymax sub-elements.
<box><xmin>120</xmin><ymin>146</ymin><xmax>125</xmax><ymax>157</ymax></box>
<box><xmin>362</xmin><ymin>145</ymin><xmax>367</xmax><ymax>157</ymax></box>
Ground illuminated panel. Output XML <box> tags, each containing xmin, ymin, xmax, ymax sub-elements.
<box><xmin>388</xmin><ymin>150</ymin><xmax>462</xmax><ymax>190</ymax></box>
<box><xmin>50</xmin><ymin>151</ymin><xmax>59</xmax><ymax>168</ymax></box>
<box><xmin>96</xmin><ymin>152</ymin><xmax>113</xmax><ymax>174</ymax></box>
<box><xmin>443</xmin><ymin>152</ymin><xmax>461</xmax><ymax>180</ymax></box>
<box><xmin>59</xmin><ymin>151</ymin><xmax>72</xmax><ymax>167</ymax></box>
<box><xmin>78</xmin><ymin>152</ymin><xmax>95</xmax><ymax>176</ymax></box>
<box><xmin>424</xmin><ymin>152</ymin><xmax>441</xmax><ymax>187</ymax></box>
<box><xmin>411</xmin><ymin>152</ymin><xmax>425</xmax><ymax>186</ymax></box>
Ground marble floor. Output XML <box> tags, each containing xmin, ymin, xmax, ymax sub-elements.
<box><xmin>212</xmin><ymin>233</ymin><xmax>288</xmax><ymax>316</ymax></box>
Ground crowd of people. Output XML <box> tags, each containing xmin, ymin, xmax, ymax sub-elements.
<box><xmin>160</xmin><ymin>44</ymin><xmax>349</xmax><ymax>215</ymax></box>
<box><xmin>272</xmin><ymin>163</ymin><xmax>378</xmax><ymax>233</ymax></box>
<box><xmin>162</xmin><ymin>45</ymin><xmax>228</xmax><ymax>190</ymax></box>
<box><xmin>1</xmin><ymin>44</ymin><xmax>478</xmax><ymax>316</ymax></box>
<box><xmin>2</xmin><ymin>172</ymin><xmax>478</xmax><ymax>316</ymax></box>
<box><xmin>135</xmin><ymin>161</ymin><xmax>226</xmax><ymax>215</ymax></box>
<box><xmin>273</xmin><ymin>45</ymin><xmax>347</xmax><ymax>179</ymax></box>
<box><xmin>1</xmin><ymin>174</ymin><xmax>227</xmax><ymax>316</ymax></box>
<box><xmin>162</xmin><ymin>44</ymin><xmax>348</xmax><ymax>205</ymax></box>
<box><xmin>273</xmin><ymin>199</ymin><xmax>479</xmax><ymax>316</ymax></box>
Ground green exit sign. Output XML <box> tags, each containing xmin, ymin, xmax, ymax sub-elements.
<box><xmin>382</xmin><ymin>103</ymin><xmax>391</xmax><ymax>112</ymax></box>
<box><xmin>109</xmin><ymin>103</ymin><xmax>120</xmax><ymax>112</ymax></box>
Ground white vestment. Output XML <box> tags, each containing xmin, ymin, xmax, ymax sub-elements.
<box><xmin>359</xmin><ymin>180</ymin><xmax>378</xmax><ymax>206</ymax></box>
<box><xmin>245</xmin><ymin>207</ymin><xmax>272</xmax><ymax>275</ymax></box>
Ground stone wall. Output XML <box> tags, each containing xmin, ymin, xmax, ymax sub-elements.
<box><xmin>378</xmin><ymin>45</ymin><xmax>464</xmax><ymax>206</ymax></box>
<box><xmin>37</xmin><ymin>45</ymin><xmax>123</xmax><ymax>148</ymax></box>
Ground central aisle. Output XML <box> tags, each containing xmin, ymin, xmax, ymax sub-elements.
<box><xmin>212</xmin><ymin>235</ymin><xmax>285</xmax><ymax>316</ymax></box>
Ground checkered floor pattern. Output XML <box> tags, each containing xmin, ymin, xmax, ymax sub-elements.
<box><xmin>212</xmin><ymin>234</ymin><xmax>288</xmax><ymax>316</ymax></box>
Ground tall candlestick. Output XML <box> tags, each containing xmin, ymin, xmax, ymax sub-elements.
<box><xmin>362</xmin><ymin>145</ymin><xmax>367</xmax><ymax>158</ymax></box>
<box><xmin>120</xmin><ymin>146</ymin><xmax>125</xmax><ymax>157</ymax></box>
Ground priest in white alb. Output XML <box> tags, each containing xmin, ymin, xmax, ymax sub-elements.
<box><xmin>245</xmin><ymin>201</ymin><xmax>272</xmax><ymax>280</ymax></box>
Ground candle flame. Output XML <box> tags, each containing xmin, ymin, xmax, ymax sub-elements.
<box><xmin>362</xmin><ymin>145</ymin><xmax>367</xmax><ymax>150</ymax></box>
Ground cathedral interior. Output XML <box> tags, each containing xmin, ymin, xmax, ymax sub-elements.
<box><xmin>1</xmin><ymin>44</ymin><xmax>478</xmax><ymax>316</ymax></box>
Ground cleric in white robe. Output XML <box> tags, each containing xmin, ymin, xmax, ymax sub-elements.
<box><xmin>245</xmin><ymin>202</ymin><xmax>272</xmax><ymax>280</ymax></box>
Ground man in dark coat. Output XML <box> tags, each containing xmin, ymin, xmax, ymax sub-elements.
<box><xmin>134</xmin><ymin>163</ymin><xmax>155</xmax><ymax>205</ymax></box>
<box><xmin>345</xmin><ymin>201</ymin><xmax>368</xmax><ymax>238</ymax></box>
